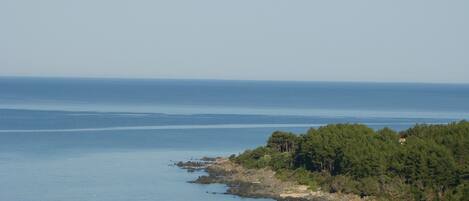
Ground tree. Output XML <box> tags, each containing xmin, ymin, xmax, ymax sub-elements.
<box><xmin>395</xmin><ymin>136</ymin><xmax>458</xmax><ymax>198</ymax></box>
<box><xmin>233</xmin><ymin>121</ymin><xmax>468</xmax><ymax>200</ymax></box>
<box><xmin>267</xmin><ymin>131</ymin><xmax>299</xmax><ymax>153</ymax></box>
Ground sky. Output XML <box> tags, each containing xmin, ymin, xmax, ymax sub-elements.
<box><xmin>1</xmin><ymin>0</ymin><xmax>468</xmax><ymax>83</ymax></box>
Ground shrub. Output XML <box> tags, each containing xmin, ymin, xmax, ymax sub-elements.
<box><xmin>328</xmin><ymin>175</ymin><xmax>359</xmax><ymax>194</ymax></box>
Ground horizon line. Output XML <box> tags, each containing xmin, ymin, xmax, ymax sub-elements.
<box><xmin>1</xmin><ymin>75</ymin><xmax>469</xmax><ymax>85</ymax></box>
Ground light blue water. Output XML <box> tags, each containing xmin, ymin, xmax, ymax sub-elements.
<box><xmin>0</xmin><ymin>77</ymin><xmax>468</xmax><ymax>201</ymax></box>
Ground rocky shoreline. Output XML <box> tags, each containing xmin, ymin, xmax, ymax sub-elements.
<box><xmin>176</xmin><ymin>157</ymin><xmax>371</xmax><ymax>201</ymax></box>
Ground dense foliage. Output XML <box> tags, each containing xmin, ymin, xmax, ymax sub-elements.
<box><xmin>232</xmin><ymin>121</ymin><xmax>469</xmax><ymax>201</ymax></box>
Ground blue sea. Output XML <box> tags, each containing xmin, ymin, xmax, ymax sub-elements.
<box><xmin>1</xmin><ymin>77</ymin><xmax>468</xmax><ymax>201</ymax></box>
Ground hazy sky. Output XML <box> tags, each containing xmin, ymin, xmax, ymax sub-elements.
<box><xmin>1</xmin><ymin>0</ymin><xmax>468</xmax><ymax>83</ymax></box>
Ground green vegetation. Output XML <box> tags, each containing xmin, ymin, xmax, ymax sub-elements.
<box><xmin>231</xmin><ymin>121</ymin><xmax>469</xmax><ymax>201</ymax></box>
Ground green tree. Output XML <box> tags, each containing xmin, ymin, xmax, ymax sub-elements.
<box><xmin>267</xmin><ymin>131</ymin><xmax>299</xmax><ymax>153</ymax></box>
<box><xmin>396</xmin><ymin>136</ymin><xmax>458</xmax><ymax>198</ymax></box>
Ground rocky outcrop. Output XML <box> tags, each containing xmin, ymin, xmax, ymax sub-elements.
<box><xmin>178</xmin><ymin>158</ymin><xmax>374</xmax><ymax>201</ymax></box>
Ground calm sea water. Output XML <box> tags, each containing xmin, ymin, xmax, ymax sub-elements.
<box><xmin>0</xmin><ymin>77</ymin><xmax>468</xmax><ymax>201</ymax></box>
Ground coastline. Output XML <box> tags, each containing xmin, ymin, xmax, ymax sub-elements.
<box><xmin>177</xmin><ymin>157</ymin><xmax>371</xmax><ymax>201</ymax></box>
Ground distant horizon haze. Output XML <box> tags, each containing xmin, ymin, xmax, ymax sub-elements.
<box><xmin>1</xmin><ymin>0</ymin><xmax>468</xmax><ymax>83</ymax></box>
<box><xmin>1</xmin><ymin>75</ymin><xmax>469</xmax><ymax>85</ymax></box>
